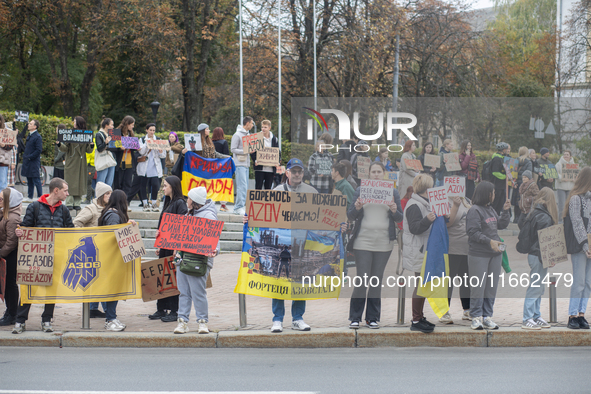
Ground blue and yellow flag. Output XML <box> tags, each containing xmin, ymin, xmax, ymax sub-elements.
<box><xmin>21</xmin><ymin>225</ymin><xmax>142</xmax><ymax>304</ymax></box>
<box><xmin>181</xmin><ymin>152</ymin><xmax>235</xmax><ymax>202</ymax></box>
<box><xmin>304</xmin><ymin>231</ymin><xmax>334</xmax><ymax>254</ymax></box>
<box><xmin>417</xmin><ymin>216</ymin><xmax>450</xmax><ymax>318</ymax></box>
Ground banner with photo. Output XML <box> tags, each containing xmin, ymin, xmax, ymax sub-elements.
<box><xmin>181</xmin><ymin>152</ymin><xmax>235</xmax><ymax>202</ymax></box>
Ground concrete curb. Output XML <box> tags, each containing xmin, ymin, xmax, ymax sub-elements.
<box><xmin>1</xmin><ymin>327</ymin><xmax>591</xmax><ymax>348</ymax></box>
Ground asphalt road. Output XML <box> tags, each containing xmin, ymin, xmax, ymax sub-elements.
<box><xmin>0</xmin><ymin>347</ymin><xmax>589</xmax><ymax>393</ymax></box>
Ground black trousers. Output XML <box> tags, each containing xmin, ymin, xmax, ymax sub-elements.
<box><xmin>466</xmin><ymin>180</ymin><xmax>475</xmax><ymax>201</ymax></box>
<box><xmin>3</xmin><ymin>249</ymin><xmax>19</xmax><ymax>317</ymax></box>
<box><xmin>53</xmin><ymin>168</ymin><xmax>64</xmax><ymax>180</ymax></box>
<box><xmin>277</xmin><ymin>261</ymin><xmax>290</xmax><ymax>278</ymax></box>
<box><xmin>157</xmin><ymin>248</ymin><xmax>178</xmax><ymax>312</ymax></box>
<box><xmin>141</xmin><ymin>176</ymin><xmax>161</xmax><ymax>201</ymax></box>
<box><xmin>114</xmin><ymin>166</ymin><xmax>134</xmax><ymax>195</ymax></box>
<box><xmin>492</xmin><ymin>188</ymin><xmax>506</xmax><ymax>215</ymax></box>
<box><xmin>126</xmin><ymin>173</ymin><xmax>144</xmax><ymax>203</ymax></box>
<box><xmin>16</xmin><ymin>303</ymin><xmax>55</xmax><ymax>324</ymax></box>
<box><xmin>255</xmin><ymin>171</ymin><xmax>274</xmax><ymax>190</ymax></box>
<box><xmin>448</xmin><ymin>254</ymin><xmax>471</xmax><ymax>310</ymax></box>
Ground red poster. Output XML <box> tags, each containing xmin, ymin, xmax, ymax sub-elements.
<box><xmin>155</xmin><ymin>213</ymin><xmax>224</xmax><ymax>255</ymax></box>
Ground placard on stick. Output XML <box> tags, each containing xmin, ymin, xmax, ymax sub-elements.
<box><xmin>444</xmin><ymin>176</ymin><xmax>466</xmax><ymax>197</ymax></box>
<box><xmin>424</xmin><ymin>154</ymin><xmax>440</xmax><ymax>168</ymax></box>
<box><xmin>57</xmin><ymin>129</ymin><xmax>94</xmax><ymax>144</ymax></box>
<box><xmin>359</xmin><ymin>179</ymin><xmax>395</xmax><ymax>205</ymax></box>
<box><xmin>563</xmin><ymin>163</ymin><xmax>580</xmax><ymax>182</ymax></box>
<box><xmin>16</xmin><ymin>228</ymin><xmax>55</xmax><ymax>286</ymax></box>
<box><xmin>146</xmin><ymin>139</ymin><xmax>171</xmax><ymax>151</ymax></box>
<box><xmin>444</xmin><ymin>153</ymin><xmax>461</xmax><ymax>171</ymax></box>
<box><xmin>0</xmin><ymin>129</ymin><xmax>18</xmax><ymax>145</ymax></box>
<box><xmin>155</xmin><ymin>213</ymin><xmax>224</xmax><ymax>255</ymax></box>
<box><xmin>357</xmin><ymin>156</ymin><xmax>371</xmax><ymax>179</ymax></box>
<box><xmin>15</xmin><ymin>110</ymin><xmax>29</xmax><ymax>122</ymax></box>
<box><xmin>184</xmin><ymin>134</ymin><xmax>203</xmax><ymax>151</ymax></box>
<box><xmin>538</xmin><ymin>225</ymin><xmax>568</xmax><ymax>268</ymax></box>
<box><xmin>427</xmin><ymin>186</ymin><xmax>450</xmax><ymax>216</ymax></box>
<box><xmin>115</xmin><ymin>224</ymin><xmax>146</xmax><ymax>263</ymax></box>
<box><xmin>141</xmin><ymin>256</ymin><xmax>180</xmax><ymax>302</ymax></box>
<box><xmin>404</xmin><ymin>158</ymin><xmax>424</xmax><ymax>171</ymax></box>
<box><xmin>242</xmin><ymin>132</ymin><xmax>265</xmax><ymax>154</ymax></box>
<box><xmin>256</xmin><ymin>147</ymin><xmax>280</xmax><ymax>166</ymax></box>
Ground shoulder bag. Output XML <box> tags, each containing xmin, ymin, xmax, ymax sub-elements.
<box><xmin>94</xmin><ymin>131</ymin><xmax>117</xmax><ymax>171</ymax></box>
<box><xmin>177</xmin><ymin>251</ymin><xmax>208</xmax><ymax>277</ymax></box>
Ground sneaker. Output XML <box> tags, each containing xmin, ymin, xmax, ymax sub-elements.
<box><xmin>0</xmin><ymin>314</ymin><xmax>16</xmax><ymax>326</ymax></box>
<box><xmin>174</xmin><ymin>318</ymin><xmax>189</xmax><ymax>334</ymax></box>
<box><xmin>291</xmin><ymin>320</ymin><xmax>311</xmax><ymax>331</ymax></box>
<box><xmin>366</xmin><ymin>321</ymin><xmax>379</xmax><ymax>329</ymax></box>
<box><xmin>23</xmin><ymin>198</ymin><xmax>33</xmax><ymax>204</ymax></box>
<box><xmin>105</xmin><ymin>320</ymin><xmax>125</xmax><ymax>332</ymax></box>
<box><xmin>439</xmin><ymin>312</ymin><xmax>453</xmax><ymax>324</ymax></box>
<box><xmin>462</xmin><ymin>310</ymin><xmax>472</xmax><ymax>321</ymax></box>
<box><xmin>152</xmin><ymin>200</ymin><xmax>160</xmax><ymax>211</ymax></box>
<box><xmin>143</xmin><ymin>203</ymin><xmax>152</xmax><ymax>212</ymax></box>
<box><xmin>148</xmin><ymin>310</ymin><xmax>167</xmax><ymax>320</ymax></box>
<box><xmin>198</xmin><ymin>319</ymin><xmax>209</xmax><ymax>334</ymax></box>
<box><xmin>161</xmin><ymin>312</ymin><xmax>178</xmax><ymax>323</ymax></box>
<box><xmin>420</xmin><ymin>317</ymin><xmax>435</xmax><ymax>327</ymax></box>
<box><xmin>233</xmin><ymin>208</ymin><xmax>245</xmax><ymax>216</ymax></box>
<box><xmin>112</xmin><ymin>319</ymin><xmax>126</xmax><ymax>329</ymax></box>
<box><xmin>220</xmin><ymin>205</ymin><xmax>228</xmax><ymax>212</ymax></box>
<box><xmin>89</xmin><ymin>309</ymin><xmax>106</xmax><ymax>318</ymax></box>
<box><xmin>41</xmin><ymin>322</ymin><xmax>54</xmax><ymax>332</ymax></box>
<box><xmin>522</xmin><ymin>319</ymin><xmax>542</xmax><ymax>330</ymax></box>
<box><xmin>271</xmin><ymin>321</ymin><xmax>283</xmax><ymax>333</ymax></box>
<box><xmin>578</xmin><ymin>316</ymin><xmax>590</xmax><ymax>329</ymax></box>
<box><xmin>12</xmin><ymin>322</ymin><xmax>25</xmax><ymax>334</ymax></box>
<box><xmin>471</xmin><ymin>316</ymin><xmax>484</xmax><ymax>330</ymax></box>
<box><xmin>482</xmin><ymin>317</ymin><xmax>499</xmax><ymax>330</ymax></box>
<box><xmin>535</xmin><ymin>317</ymin><xmax>551</xmax><ymax>329</ymax></box>
<box><xmin>410</xmin><ymin>319</ymin><xmax>434</xmax><ymax>333</ymax></box>
<box><xmin>128</xmin><ymin>207</ymin><xmax>132</xmax><ymax>212</ymax></box>
<box><xmin>568</xmin><ymin>316</ymin><xmax>581</xmax><ymax>329</ymax></box>
<box><xmin>349</xmin><ymin>321</ymin><xmax>360</xmax><ymax>329</ymax></box>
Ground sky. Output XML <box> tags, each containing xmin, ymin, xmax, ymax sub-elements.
<box><xmin>472</xmin><ymin>0</ymin><xmax>495</xmax><ymax>8</ymax></box>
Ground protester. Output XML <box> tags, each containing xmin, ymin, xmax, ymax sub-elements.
<box><xmin>398</xmin><ymin>140</ymin><xmax>418</xmax><ymax>195</ymax></box>
<box><xmin>231</xmin><ymin>117</ymin><xmax>254</xmax><ymax>215</ymax></box>
<box><xmin>459</xmin><ymin>141</ymin><xmax>479</xmax><ymax>200</ymax></box>
<box><xmin>375</xmin><ymin>147</ymin><xmax>393</xmax><ymax>171</ymax></box>
<box><xmin>335</xmin><ymin>137</ymin><xmax>358</xmax><ymax>163</ymax></box>
<box><xmin>173</xmin><ymin>186</ymin><xmax>219</xmax><ymax>334</ymax></box>
<box><xmin>529</xmin><ymin>149</ymin><xmax>539</xmax><ymax>183</ymax></box>
<box><xmin>398</xmin><ymin>186</ymin><xmax>413</xmax><ymax>231</ymax></box>
<box><xmin>13</xmin><ymin>178</ymin><xmax>74</xmax><ymax>334</ymax></box>
<box><xmin>8</xmin><ymin>143</ymin><xmax>17</xmax><ymax>187</ymax></box>
<box><xmin>211</xmin><ymin>127</ymin><xmax>230</xmax><ymax>211</ymax></box>
<box><xmin>152</xmin><ymin>176</ymin><xmax>188</xmax><ymax>323</ymax></box>
<box><xmin>21</xmin><ymin>119</ymin><xmax>43</xmax><ymax>203</ymax></box>
<box><xmin>111</xmin><ymin>116</ymin><xmax>137</xmax><ymax>194</ymax></box>
<box><xmin>97</xmin><ymin>190</ymin><xmax>130</xmax><ymax>331</ymax></box>
<box><xmin>165</xmin><ymin>131</ymin><xmax>184</xmax><ymax>174</ymax></box>
<box><xmin>417</xmin><ymin>142</ymin><xmax>437</xmax><ymax>184</ymax></box>
<box><xmin>563</xmin><ymin>166</ymin><xmax>591</xmax><ymax>330</ymax></box>
<box><xmin>518</xmin><ymin>170</ymin><xmax>539</xmax><ymax>229</ymax></box>
<box><xmin>252</xmin><ymin>120</ymin><xmax>280</xmax><ymax>190</ymax></box>
<box><xmin>519</xmin><ymin>188</ymin><xmax>557</xmax><ymax>330</ymax></box>
<box><xmin>308</xmin><ymin>133</ymin><xmax>335</xmax><ymax>194</ymax></box>
<box><xmin>52</xmin><ymin>124</ymin><xmax>66</xmax><ymax>180</ymax></box>
<box><xmin>536</xmin><ymin>147</ymin><xmax>554</xmax><ymax>190</ymax></box>
<box><xmin>340</xmin><ymin>160</ymin><xmax>358</xmax><ymax>190</ymax></box>
<box><xmin>95</xmin><ymin>117</ymin><xmax>117</xmax><ymax>187</ymax></box>
<box><xmin>402</xmin><ymin>174</ymin><xmax>436</xmax><ymax>333</ymax></box>
<box><xmin>466</xmin><ymin>181</ymin><xmax>511</xmax><ymax>330</ymax></box>
<box><xmin>0</xmin><ymin>188</ymin><xmax>23</xmax><ymax>326</ymax></box>
<box><xmin>513</xmin><ymin>147</ymin><xmax>533</xmax><ymax>223</ymax></box>
<box><xmin>135</xmin><ymin>123</ymin><xmax>166</xmax><ymax>211</ymax></box>
<box><xmin>331</xmin><ymin>162</ymin><xmax>355</xmax><ymax>209</ymax></box>
<box><xmin>490</xmin><ymin>142</ymin><xmax>509</xmax><ymax>215</ymax></box>
<box><xmin>436</xmin><ymin>139</ymin><xmax>457</xmax><ymax>186</ymax></box>
<box><xmin>84</xmin><ymin>137</ymin><xmax>96</xmax><ymax>204</ymax></box>
<box><xmin>347</xmin><ymin>162</ymin><xmax>402</xmax><ymax>329</ymax></box>
<box><xmin>555</xmin><ymin>150</ymin><xmax>576</xmax><ymax>223</ymax></box>
<box><xmin>0</xmin><ymin>115</ymin><xmax>13</xmax><ymax>190</ymax></box>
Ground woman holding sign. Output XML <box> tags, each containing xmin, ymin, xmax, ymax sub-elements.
<box><xmin>0</xmin><ymin>187</ymin><xmax>23</xmax><ymax>326</ymax></box>
<box><xmin>347</xmin><ymin>161</ymin><xmax>402</xmax><ymax>329</ymax></box>
<box><xmin>417</xmin><ymin>142</ymin><xmax>437</xmax><ymax>185</ymax></box>
<box><xmin>95</xmin><ymin>118</ymin><xmax>117</xmax><ymax>187</ymax></box>
<box><xmin>136</xmin><ymin>123</ymin><xmax>167</xmax><ymax>212</ymax></box>
<box><xmin>398</xmin><ymin>140</ymin><xmax>418</xmax><ymax>196</ymax></box>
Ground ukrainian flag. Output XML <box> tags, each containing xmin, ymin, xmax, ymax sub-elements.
<box><xmin>416</xmin><ymin>216</ymin><xmax>450</xmax><ymax>318</ymax></box>
<box><xmin>304</xmin><ymin>231</ymin><xmax>335</xmax><ymax>254</ymax></box>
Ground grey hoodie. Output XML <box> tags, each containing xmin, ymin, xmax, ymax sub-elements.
<box><xmin>231</xmin><ymin>124</ymin><xmax>250</xmax><ymax>167</ymax></box>
<box><xmin>190</xmin><ymin>199</ymin><xmax>220</xmax><ymax>267</ymax></box>
<box><xmin>466</xmin><ymin>204</ymin><xmax>510</xmax><ymax>257</ymax></box>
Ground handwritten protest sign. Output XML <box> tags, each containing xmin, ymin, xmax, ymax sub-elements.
<box><xmin>357</xmin><ymin>156</ymin><xmax>371</xmax><ymax>179</ymax></box>
<box><xmin>57</xmin><ymin>129</ymin><xmax>94</xmax><ymax>144</ymax></box>
<box><xmin>184</xmin><ymin>134</ymin><xmax>203</xmax><ymax>151</ymax></box>
<box><xmin>384</xmin><ymin>171</ymin><xmax>398</xmax><ymax>182</ymax></box>
<box><xmin>504</xmin><ymin>157</ymin><xmax>519</xmax><ymax>181</ymax></box>
<box><xmin>538</xmin><ymin>225</ymin><xmax>568</xmax><ymax>268</ymax></box>
<box><xmin>427</xmin><ymin>186</ymin><xmax>450</xmax><ymax>216</ymax></box>
<box><xmin>242</xmin><ymin>132</ymin><xmax>265</xmax><ymax>154</ymax></box>
<box><xmin>404</xmin><ymin>159</ymin><xmax>424</xmax><ymax>171</ymax></box>
<box><xmin>141</xmin><ymin>256</ymin><xmax>180</xmax><ymax>302</ymax></box>
<box><xmin>15</xmin><ymin>110</ymin><xmax>29</xmax><ymax>122</ymax></box>
<box><xmin>444</xmin><ymin>153</ymin><xmax>461</xmax><ymax>171</ymax></box>
<box><xmin>115</xmin><ymin>224</ymin><xmax>146</xmax><ymax>263</ymax></box>
<box><xmin>0</xmin><ymin>128</ymin><xmax>18</xmax><ymax>145</ymax></box>
<box><xmin>444</xmin><ymin>176</ymin><xmax>466</xmax><ymax>197</ymax></box>
<box><xmin>17</xmin><ymin>228</ymin><xmax>55</xmax><ymax>286</ymax></box>
<box><xmin>246</xmin><ymin>190</ymin><xmax>292</xmax><ymax>229</ymax></box>
<box><xmin>424</xmin><ymin>154</ymin><xmax>440</xmax><ymax>168</ymax></box>
<box><xmin>359</xmin><ymin>179</ymin><xmax>395</xmax><ymax>205</ymax></box>
<box><xmin>315</xmin><ymin>156</ymin><xmax>333</xmax><ymax>176</ymax></box>
<box><xmin>121</xmin><ymin>136</ymin><xmax>140</xmax><ymax>150</ymax></box>
<box><xmin>107</xmin><ymin>128</ymin><xmax>122</xmax><ymax>148</ymax></box>
<box><xmin>256</xmin><ymin>147</ymin><xmax>280</xmax><ymax>167</ymax></box>
<box><xmin>539</xmin><ymin>163</ymin><xmax>558</xmax><ymax>180</ymax></box>
<box><xmin>146</xmin><ymin>139</ymin><xmax>171</xmax><ymax>151</ymax></box>
<box><xmin>155</xmin><ymin>213</ymin><xmax>224</xmax><ymax>255</ymax></box>
<box><xmin>563</xmin><ymin>163</ymin><xmax>580</xmax><ymax>182</ymax></box>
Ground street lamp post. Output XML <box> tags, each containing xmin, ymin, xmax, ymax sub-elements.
<box><xmin>150</xmin><ymin>101</ymin><xmax>160</xmax><ymax>127</ymax></box>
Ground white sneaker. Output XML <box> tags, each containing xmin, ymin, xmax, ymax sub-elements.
<box><xmin>462</xmin><ymin>310</ymin><xmax>472</xmax><ymax>321</ymax></box>
<box><xmin>198</xmin><ymin>319</ymin><xmax>209</xmax><ymax>334</ymax></box>
<box><xmin>233</xmin><ymin>208</ymin><xmax>245</xmax><ymax>216</ymax></box>
<box><xmin>522</xmin><ymin>319</ymin><xmax>542</xmax><ymax>330</ymax></box>
<box><xmin>535</xmin><ymin>317</ymin><xmax>551</xmax><ymax>328</ymax></box>
<box><xmin>439</xmin><ymin>312</ymin><xmax>453</xmax><ymax>324</ymax></box>
<box><xmin>291</xmin><ymin>320</ymin><xmax>311</xmax><ymax>331</ymax></box>
<box><xmin>471</xmin><ymin>316</ymin><xmax>483</xmax><ymax>330</ymax></box>
<box><xmin>174</xmin><ymin>318</ymin><xmax>189</xmax><ymax>334</ymax></box>
<box><xmin>143</xmin><ymin>203</ymin><xmax>152</xmax><ymax>212</ymax></box>
<box><xmin>41</xmin><ymin>322</ymin><xmax>53</xmax><ymax>333</ymax></box>
<box><xmin>482</xmin><ymin>316</ymin><xmax>499</xmax><ymax>330</ymax></box>
<box><xmin>23</xmin><ymin>198</ymin><xmax>33</xmax><ymax>204</ymax></box>
<box><xmin>105</xmin><ymin>320</ymin><xmax>125</xmax><ymax>332</ymax></box>
<box><xmin>271</xmin><ymin>321</ymin><xmax>283</xmax><ymax>333</ymax></box>
<box><xmin>112</xmin><ymin>319</ymin><xmax>126</xmax><ymax>329</ymax></box>
<box><xmin>12</xmin><ymin>322</ymin><xmax>25</xmax><ymax>334</ymax></box>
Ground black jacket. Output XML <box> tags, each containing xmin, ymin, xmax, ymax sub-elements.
<box><xmin>491</xmin><ymin>154</ymin><xmax>506</xmax><ymax>190</ymax></box>
<box><xmin>21</xmin><ymin>131</ymin><xmax>42</xmax><ymax>178</ymax></box>
<box><xmin>158</xmin><ymin>198</ymin><xmax>188</xmax><ymax>258</ymax></box>
<box><xmin>23</xmin><ymin>200</ymin><xmax>74</xmax><ymax>229</ymax></box>
<box><xmin>213</xmin><ymin>139</ymin><xmax>230</xmax><ymax>156</ymax></box>
<box><xmin>96</xmin><ymin>130</ymin><xmax>109</xmax><ymax>153</ymax></box>
<box><xmin>250</xmin><ymin>134</ymin><xmax>280</xmax><ymax>173</ymax></box>
<box><xmin>336</xmin><ymin>140</ymin><xmax>355</xmax><ymax>162</ymax></box>
<box><xmin>520</xmin><ymin>203</ymin><xmax>554</xmax><ymax>260</ymax></box>
<box><xmin>100</xmin><ymin>209</ymin><xmax>124</xmax><ymax>226</ymax></box>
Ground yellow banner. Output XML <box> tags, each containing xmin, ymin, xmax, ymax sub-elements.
<box><xmin>181</xmin><ymin>171</ymin><xmax>234</xmax><ymax>202</ymax></box>
<box><xmin>21</xmin><ymin>225</ymin><xmax>142</xmax><ymax>304</ymax></box>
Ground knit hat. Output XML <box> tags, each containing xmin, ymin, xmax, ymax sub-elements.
<box><xmin>522</xmin><ymin>170</ymin><xmax>532</xmax><ymax>180</ymax></box>
<box><xmin>540</xmin><ymin>147</ymin><xmax>549</xmax><ymax>156</ymax></box>
<box><xmin>8</xmin><ymin>188</ymin><xmax>23</xmax><ymax>208</ymax></box>
<box><xmin>188</xmin><ymin>187</ymin><xmax>207</xmax><ymax>205</ymax></box>
<box><xmin>197</xmin><ymin>123</ymin><xmax>209</xmax><ymax>132</ymax></box>
<box><xmin>95</xmin><ymin>182</ymin><xmax>112</xmax><ymax>200</ymax></box>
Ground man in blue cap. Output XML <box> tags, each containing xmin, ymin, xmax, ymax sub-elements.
<box><xmin>275</xmin><ymin>158</ymin><xmax>317</xmax><ymax>193</ymax></box>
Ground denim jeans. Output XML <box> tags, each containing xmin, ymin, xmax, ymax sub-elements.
<box><xmin>523</xmin><ymin>254</ymin><xmax>548</xmax><ymax>321</ymax></box>
<box><xmin>568</xmin><ymin>251</ymin><xmax>591</xmax><ymax>316</ymax></box>
<box><xmin>96</xmin><ymin>166</ymin><xmax>115</xmax><ymax>188</ymax></box>
<box><xmin>435</xmin><ymin>178</ymin><xmax>443</xmax><ymax>187</ymax></box>
<box><xmin>0</xmin><ymin>166</ymin><xmax>7</xmax><ymax>190</ymax></box>
<box><xmin>27</xmin><ymin>176</ymin><xmax>43</xmax><ymax>199</ymax></box>
<box><xmin>272</xmin><ymin>299</ymin><xmax>305</xmax><ymax>322</ymax></box>
<box><xmin>90</xmin><ymin>302</ymin><xmax>107</xmax><ymax>311</ymax></box>
<box><xmin>234</xmin><ymin>166</ymin><xmax>249</xmax><ymax>212</ymax></box>
<box><xmin>105</xmin><ymin>300</ymin><xmax>118</xmax><ymax>321</ymax></box>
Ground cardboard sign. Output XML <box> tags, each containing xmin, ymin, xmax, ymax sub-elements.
<box><xmin>359</xmin><ymin>179</ymin><xmax>395</xmax><ymax>205</ymax></box>
<box><xmin>242</xmin><ymin>132</ymin><xmax>265</xmax><ymax>154</ymax></box>
<box><xmin>184</xmin><ymin>134</ymin><xmax>203</xmax><ymax>151</ymax></box>
<box><xmin>15</xmin><ymin>110</ymin><xmax>29</xmax><ymax>122</ymax></box>
<box><xmin>108</xmin><ymin>128</ymin><xmax>122</xmax><ymax>148</ymax></box>
<box><xmin>16</xmin><ymin>228</ymin><xmax>55</xmax><ymax>286</ymax></box>
<box><xmin>57</xmin><ymin>129</ymin><xmax>94</xmax><ymax>144</ymax></box>
<box><xmin>563</xmin><ymin>163</ymin><xmax>580</xmax><ymax>182</ymax></box>
<box><xmin>357</xmin><ymin>156</ymin><xmax>371</xmax><ymax>179</ymax></box>
<box><xmin>444</xmin><ymin>153</ymin><xmax>461</xmax><ymax>171</ymax></box>
<box><xmin>404</xmin><ymin>159</ymin><xmax>424</xmax><ymax>171</ymax></box>
<box><xmin>315</xmin><ymin>156</ymin><xmax>333</xmax><ymax>176</ymax></box>
<box><xmin>277</xmin><ymin>166</ymin><xmax>286</xmax><ymax>174</ymax></box>
<box><xmin>140</xmin><ymin>256</ymin><xmax>180</xmax><ymax>302</ymax></box>
<box><xmin>121</xmin><ymin>136</ymin><xmax>140</xmax><ymax>150</ymax></box>
<box><xmin>424</xmin><ymin>154</ymin><xmax>441</xmax><ymax>168</ymax></box>
<box><xmin>444</xmin><ymin>176</ymin><xmax>466</xmax><ymax>197</ymax></box>
<box><xmin>427</xmin><ymin>186</ymin><xmax>450</xmax><ymax>216</ymax></box>
<box><xmin>0</xmin><ymin>128</ymin><xmax>18</xmax><ymax>145</ymax></box>
<box><xmin>384</xmin><ymin>171</ymin><xmax>398</xmax><ymax>181</ymax></box>
<box><xmin>257</xmin><ymin>147</ymin><xmax>280</xmax><ymax>167</ymax></box>
<box><xmin>539</xmin><ymin>163</ymin><xmax>558</xmax><ymax>180</ymax></box>
<box><xmin>155</xmin><ymin>213</ymin><xmax>224</xmax><ymax>255</ymax></box>
<box><xmin>246</xmin><ymin>190</ymin><xmax>292</xmax><ymax>229</ymax></box>
<box><xmin>115</xmin><ymin>224</ymin><xmax>146</xmax><ymax>263</ymax></box>
<box><xmin>538</xmin><ymin>225</ymin><xmax>568</xmax><ymax>268</ymax></box>
<box><xmin>146</xmin><ymin>139</ymin><xmax>171</xmax><ymax>151</ymax></box>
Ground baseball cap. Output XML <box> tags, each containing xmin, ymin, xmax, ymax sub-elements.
<box><xmin>286</xmin><ymin>158</ymin><xmax>304</xmax><ymax>170</ymax></box>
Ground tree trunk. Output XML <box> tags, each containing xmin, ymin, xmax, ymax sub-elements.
<box><xmin>182</xmin><ymin>0</ymin><xmax>199</xmax><ymax>132</ymax></box>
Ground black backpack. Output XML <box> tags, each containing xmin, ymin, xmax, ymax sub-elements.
<box><xmin>516</xmin><ymin>213</ymin><xmax>534</xmax><ymax>254</ymax></box>
<box><xmin>481</xmin><ymin>160</ymin><xmax>494</xmax><ymax>182</ymax></box>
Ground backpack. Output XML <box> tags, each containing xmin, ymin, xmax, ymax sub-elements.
<box><xmin>516</xmin><ymin>213</ymin><xmax>534</xmax><ymax>254</ymax></box>
<box><xmin>481</xmin><ymin>160</ymin><xmax>494</xmax><ymax>182</ymax></box>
